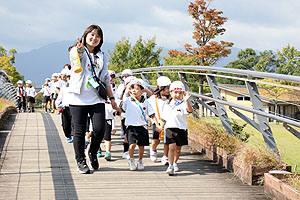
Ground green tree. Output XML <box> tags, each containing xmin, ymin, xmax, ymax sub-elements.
<box><xmin>109</xmin><ymin>36</ymin><xmax>162</xmax><ymax>73</ymax></box>
<box><xmin>276</xmin><ymin>44</ymin><xmax>300</xmax><ymax>76</ymax></box>
<box><xmin>0</xmin><ymin>46</ymin><xmax>23</xmax><ymax>85</ymax></box>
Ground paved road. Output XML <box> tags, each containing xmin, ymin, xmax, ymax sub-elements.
<box><xmin>0</xmin><ymin>112</ymin><xmax>269</xmax><ymax>200</ymax></box>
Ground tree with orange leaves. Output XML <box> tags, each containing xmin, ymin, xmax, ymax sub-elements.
<box><xmin>168</xmin><ymin>0</ymin><xmax>233</xmax><ymax>66</ymax></box>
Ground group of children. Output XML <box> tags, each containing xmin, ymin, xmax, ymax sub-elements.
<box><xmin>18</xmin><ymin>67</ymin><xmax>193</xmax><ymax>175</ymax></box>
<box><xmin>114</xmin><ymin>69</ymin><xmax>193</xmax><ymax>175</ymax></box>
<box><xmin>16</xmin><ymin>79</ymin><xmax>36</xmax><ymax>113</ymax></box>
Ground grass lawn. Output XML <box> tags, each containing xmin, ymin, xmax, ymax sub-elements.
<box><xmin>198</xmin><ymin>116</ymin><xmax>300</xmax><ymax>172</ymax></box>
<box><xmin>0</xmin><ymin>98</ymin><xmax>14</xmax><ymax>113</ymax></box>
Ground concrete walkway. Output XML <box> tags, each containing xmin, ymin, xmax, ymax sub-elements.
<box><xmin>0</xmin><ymin>112</ymin><xmax>269</xmax><ymax>200</ymax></box>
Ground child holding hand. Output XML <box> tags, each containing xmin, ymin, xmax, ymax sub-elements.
<box><xmin>120</xmin><ymin>78</ymin><xmax>161</xmax><ymax>171</ymax></box>
<box><xmin>161</xmin><ymin>81</ymin><xmax>193</xmax><ymax>175</ymax></box>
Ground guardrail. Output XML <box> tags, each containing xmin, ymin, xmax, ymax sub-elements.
<box><xmin>0</xmin><ymin>67</ymin><xmax>18</xmax><ymax>105</ymax></box>
<box><xmin>117</xmin><ymin>65</ymin><xmax>300</xmax><ymax>152</ymax></box>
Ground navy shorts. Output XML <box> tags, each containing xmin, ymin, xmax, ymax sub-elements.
<box><xmin>127</xmin><ymin>126</ymin><xmax>149</xmax><ymax>146</ymax></box>
<box><xmin>27</xmin><ymin>96</ymin><xmax>35</xmax><ymax>103</ymax></box>
<box><xmin>152</xmin><ymin>123</ymin><xmax>159</xmax><ymax>140</ymax></box>
<box><xmin>43</xmin><ymin>96</ymin><xmax>51</xmax><ymax>103</ymax></box>
<box><xmin>165</xmin><ymin>128</ymin><xmax>188</xmax><ymax>146</ymax></box>
<box><xmin>104</xmin><ymin>119</ymin><xmax>112</xmax><ymax>141</ymax></box>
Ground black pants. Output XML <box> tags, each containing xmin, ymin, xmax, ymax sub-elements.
<box><xmin>17</xmin><ymin>97</ymin><xmax>26</xmax><ymax>111</ymax></box>
<box><xmin>70</xmin><ymin>103</ymin><xmax>106</xmax><ymax>162</ymax></box>
<box><xmin>61</xmin><ymin>107</ymin><xmax>72</xmax><ymax>138</ymax></box>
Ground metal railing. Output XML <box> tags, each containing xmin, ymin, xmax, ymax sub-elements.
<box><xmin>117</xmin><ymin>65</ymin><xmax>300</xmax><ymax>152</ymax></box>
<box><xmin>0</xmin><ymin>67</ymin><xmax>18</xmax><ymax>105</ymax></box>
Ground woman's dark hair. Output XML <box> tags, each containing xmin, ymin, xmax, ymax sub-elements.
<box><xmin>68</xmin><ymin>24</ymin><xmax>103</xmax><ymax>54</ymax></box>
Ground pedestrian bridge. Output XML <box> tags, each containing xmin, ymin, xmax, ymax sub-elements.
<box><xmin>0</xmin><ymin>113</ymin><xmax>267</xmax><ymax>199</ymax></box>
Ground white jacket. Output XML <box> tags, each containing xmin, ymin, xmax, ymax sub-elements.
<box><xmin>69</xmin><ymin>47</ymin><xmax>111</xmax><ymax>97</ymax></box>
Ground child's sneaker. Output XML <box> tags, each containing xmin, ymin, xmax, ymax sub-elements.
<box><xmin>161</xmin><ymin>156</ymin><xmax>169</xmax><ymax>165</ymax></box>
<box><xmin>128</xmin><ymin>158</ymin><xmax>136</xmax><ymax>171</ymax></box>
<box><xmin>137</xmin><ymin>160</ymin><xmax>144</xmax><ymax>170</ymax></box>
<box><xmin>97</xmin><ymin>149</ymin><xmax>102</xmax><ymax>158</ymax></box>
<box><xmin>150</xmin><ymin>149</ymin><xmax>157</xmax><ymax>162</ymax></box>
<box><xmin>104</xmin><ymin>152</ymin><xmax>111</xmax><ymax>161</ymax></box>
<box><xmin>122</xmin><ymin>151</ymin><xmax>129</xmax><ymax>159</ymax></box>
<box><xmin>66</xmin><ymin>137</ymin><xmax>73</xmax><ymax>143</ymax></box>
<box><xmin>166</xmin><ymin>165</ymin><xmax>174</xmax><ymax>175</ymax></box>
<box><xmin>174</xmin><ymin>163</ymin><xmax>179</xmax><ymax>172</ymax></box>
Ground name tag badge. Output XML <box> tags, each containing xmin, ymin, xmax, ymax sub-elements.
<box><xmin>87</xmin><ymin>77</ymin><xmax>99</xmax><ymax>88</ymax></box>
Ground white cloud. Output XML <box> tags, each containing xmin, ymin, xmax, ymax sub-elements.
<box><xmin>218</xmin><ymin>20</ymin><xmax>300</xmax><ymax>51</ymax></box>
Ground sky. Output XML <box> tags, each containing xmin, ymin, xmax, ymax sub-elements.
<box><xmin>0</xmin><ymin>0</ymin><xmax>300</xmax><ymax>53</ymax></box>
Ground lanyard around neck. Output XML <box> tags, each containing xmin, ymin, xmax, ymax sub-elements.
<box><xmin>132</xmin><ymin>97</ymin><xmax>148</xmax><ymax>123</ymax></box>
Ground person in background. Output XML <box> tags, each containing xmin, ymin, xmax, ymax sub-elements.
<box><xmin>56</xmin><ymin>70</ymin><xmax>73</xmax><ymax>143</ymax></box>
<box><xmin>50</xmin><ymin>73</ymin><xmax>58</xmax><ymax>113</ymax></box>
<box><xmin>161</xmin><ymin>81</ymin><xmax>193</xmax><ymax>175</ymax></box>
<box><xmin>108</xmin><ymin>70</ymin><xmax>117</xmax><ymax>135</ymax></box>
<box><xmin>16</xmin><ymin>80</ymin><xmax>26</xmax><ymax>113</ymax></box>
<box><xmin>25</xmin><ymin>80</ymin><xmax>36</xmax><ymax>113</ymax></box>
<box><xmin>35</xmin><ymin>79</ymin><xmax>51</xmax><ymax>113</ymax></box>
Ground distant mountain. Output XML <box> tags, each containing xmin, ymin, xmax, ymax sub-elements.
<box><xmin>15</xmin><ymin>41</ymin><xmax>239</xmax><ymax>87</ymax></box>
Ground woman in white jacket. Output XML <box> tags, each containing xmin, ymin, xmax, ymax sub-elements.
<box><xmin>68</xmin><ymin>24</ymin><xmax>117</xmax><ymax>174</ymax></box>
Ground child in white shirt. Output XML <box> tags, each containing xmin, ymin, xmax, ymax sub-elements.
<box><xmin>148</xmin><ymin>76</ymin><xmax>171</xmax><ymax>164</ymax></box>
<box><xmin>161</xmin><ymin>81</ymin><xmax>193</xmax><ymax>175</ymax></box>
<box><xmin>120</xmin><ymin>78</ymin><xmax>161</xmax><ymax>171</ymax></box>
<box><xmin>25</xmin><ymin>80</ymin><xmax>36</xmax><ymax>113</ymax></box>
<box><xmin>16</xmin><ymin>80</ymin><xmax>26</xmax><ymax>112</ymax></box>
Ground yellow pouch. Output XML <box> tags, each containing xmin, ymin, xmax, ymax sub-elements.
<box><xmin>71</xmin><ymin>50</ymin><xmax>82</xmax><ymax>73</ymax></box>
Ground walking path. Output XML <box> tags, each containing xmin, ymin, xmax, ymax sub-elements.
<box><xmin>0</xmin><ymin>112</ymin><xmax>269</xmax><ymax>199</ymax></box>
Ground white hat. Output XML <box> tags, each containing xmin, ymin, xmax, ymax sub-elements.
<box><xmin>121</xmin><ymin>69</ymin><xmax>133</xmax><ymax>77</ymax></box>
<box><xmin>45</xmin><ymin>78</ymin><xmax>51</xmax><ymax>81</ymax></box>
<box><xmin>157</xmin><ymin>76</ymin><xmax>171</xmax><ymax>87</ymax></box>
<box><xmin>26</xmin><ymin>80</ymin><xmax>32</xmax><ymax>84</ymax></box>
<box><xmin>60</xmin><ymin>69</ymin><xmax>68</xmax><ymax>75</ymax></box>
<box><xmin>51</xmin><ymin>73</ymin><xmax>58</xmax><ymax>77</ymax></box>
<box><xmin>17</xmin><ymin>80</ymin><xmax>23</xmax><ymax>84</ymax></box>
<box><xmin>129</xmin><ymin>78</ymin><xmax>145</xmax><ymax>88</ymax></box>
<box><xmin>124</xmin><ymin>76</ymin><xmax>136</xmax><ymax>85</ymax></box>
<box><xmin>170</xmin><ymin>81</ymin><xmax>185</xmax><ymax>92</ymax></box>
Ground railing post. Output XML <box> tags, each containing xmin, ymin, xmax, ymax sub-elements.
<box><xmin>246</xmin><ymin>81</ymin><xmax>278</xmax><ymax>151</ymax></box>
<box><xmin>206</xmin><ymin>75</ymin><xmax>234</xmax><ymax>135</ymax></box>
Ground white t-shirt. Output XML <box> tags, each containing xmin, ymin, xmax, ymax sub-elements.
<box><xmin>148</xmin><ymin>95</ymin><xmax>169</xmax><ymax>124</ymax></box>
<box><xmin>16</xmin><ymin>87</ymin><xmax>26</xmax><ymax>97</ymax></box>
<box><xmin>121</xmin><ymin>96</ymin><xmax>155</xmax><ymax>126</ymax></box>
<box><xmin>50</xmin><ymin>81</ymin><xmax>57</xmax><ymax>94</ymax></box>
<box><xmin>162</xmin><ymin>99</ymin><xmax>190</xmax><ymax>130</ymax></box>
<box><xmin>26</xmin><ymin>87</ymin><xmax>36</xmax><ymax>97</ymax></box>
<box><xmin>116</xmin><ymin>83</ymin><xmax>125</xmax><ymax>100</ymax></box>
<box><xmin>56</xmin><ymin>85</ymin><xmax>72</xmax><ymax>107</ymax></box>
<box><xmin>69</xmin><ymin>53</ymin><xmax>104</xmax><ymax>106</ymax></box>
<box><xmin>105</xmin><ymin>101</ymin><xmax>114</xmax><ymax>120</ymax></box>
<box><xmin>39</xmin><ymin>86</ymin><xmax>51</xmax><ymax>97</ymax></box>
